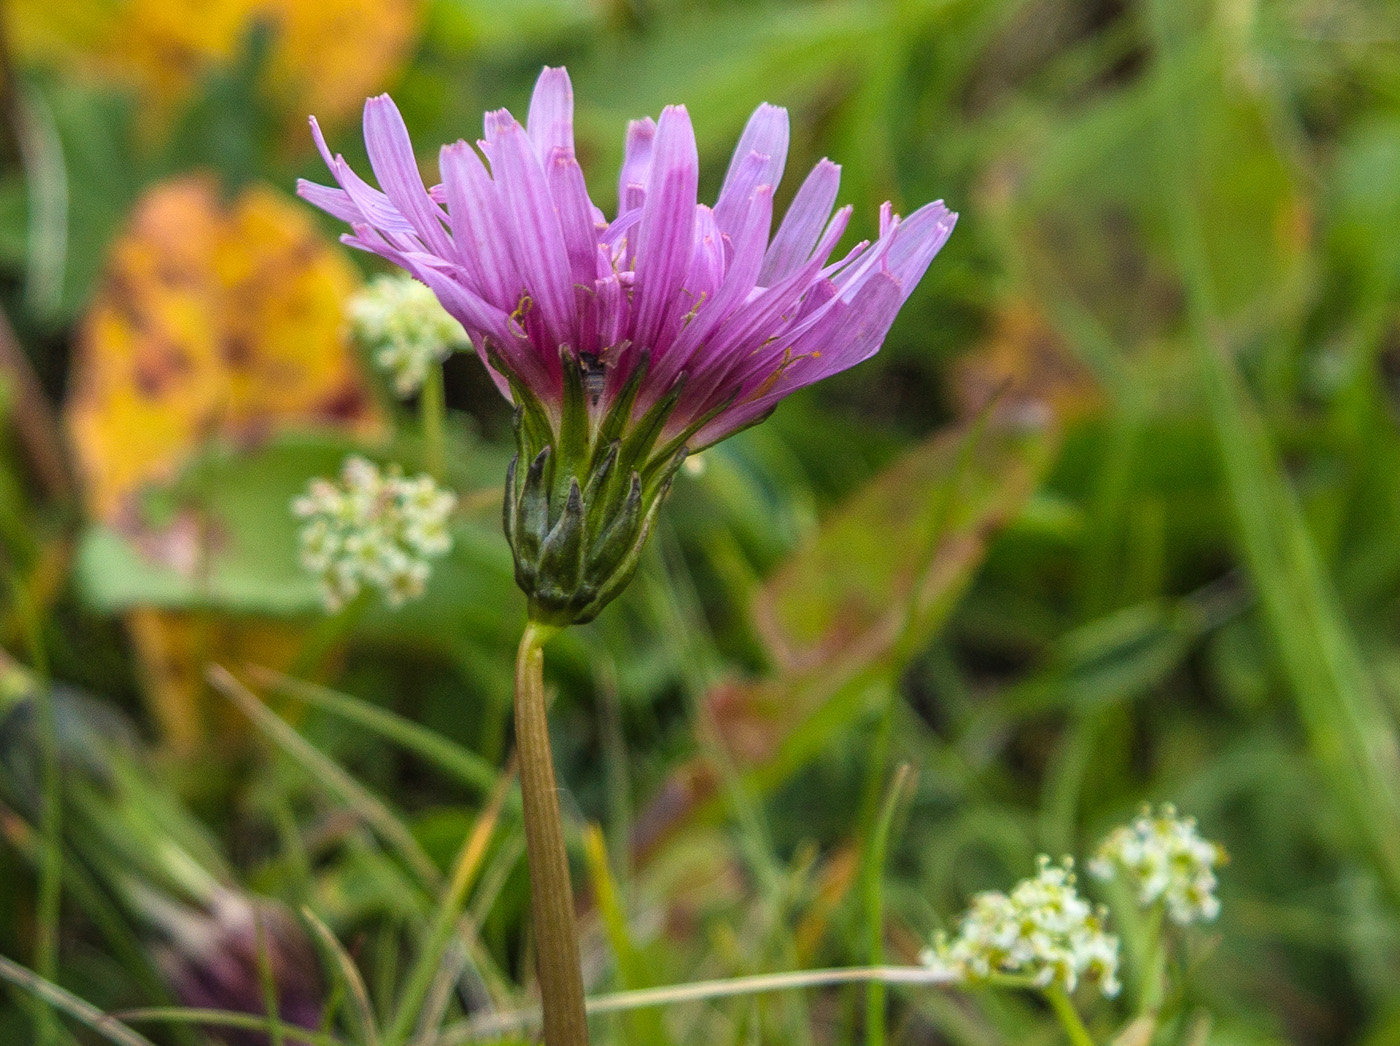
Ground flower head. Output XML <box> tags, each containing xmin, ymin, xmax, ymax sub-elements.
<box><xmin>298</xmin><ymin>67</ymin><xmax>956</xmax><ymax>624</ymax></box>
<box><xmin>349</xmin><ymin>273</ymin><xmax>469</xmax><ymax>396</ymax></box>
<box><xmin>1089</xmin><ymin>804</ymin><xmax>1226</xmax><ymax>925</ymax></box>
<box><xmin>293</xmin><ymin>455</ymin><xmax>456</xmax><ymax>610</ymax></box>
<box><xmin>925</xmin><ymin>857</ymin><xmax>1121</xmax><ymax>997</ymax></box>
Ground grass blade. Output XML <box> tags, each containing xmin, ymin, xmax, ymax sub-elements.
<box><xmin>302</xmin><ymin>905</ymin><xmax>382</xmax><ymax>1046</ymax></box>
<box><xmin>1146</xmin><ymin>0</ymin><xmax>1400</xmax><ymax>904</ymax></box>
<box><xmin>2</xmin><ymin>563</ymin><xmax>62</xmax><ymax>1046</ymax></box>
<box><xmin>0</xmin><ymin>954</ymin><xmax>159</xmax><ymax>1046</ymax></box>
<box><xmin>247</xmin><ymin>666</ymin><xmax>501</xmax><ymax>798</ymax></box>
<box><xmin>114</xmin><ymin>1007</ymin><xmax>347</xmax><ymax>1046</ymax></box>
<box><xmin>207</xmin><ymin>665</ymin><xmax>442</xmax><ymax>891</ymax></box>
<box><xmin>254</xmin><ymin>911</ymin><xmax>287</xmax><ymax>1046</ymax></box>
<box><xmin>863</xmin><ymin>765</ymin><xmax>914</xmax><ymax>1046</ymax></box>
<box><xmin>432</xmin><ymin>965</ymin><xmax>958</xmax><ymax>1044</ymax></box>
<box><xmin>382</xmin><ymin>763</ymin><xmax>513</xmax><ymax>1046</ymax></box>
<box><xmin>583</xmin><ymin>824</ymin><xmax>669</xmax><ymax>1046</ymax></box>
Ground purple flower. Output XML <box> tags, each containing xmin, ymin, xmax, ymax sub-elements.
<box><xmin>298</xmin><ymin>67</ymin><xmax>956</xmax><ymax>624</ymax></box>
<box><xmin>155</xmin><ymin>892</ymin><xmax>323</xmax><ymax>1046</ymax></box>
<box><xmin>299</xmin><ymin>66</ymin><xmax>954</xmax><ymax>447</ymax></box>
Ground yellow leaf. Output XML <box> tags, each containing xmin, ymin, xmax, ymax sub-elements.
<box><xmin>5</xmin><ymin>0</ymin><xmax>419</xmax><ymax>126</ymax></box>
<box><xmin>68</xmin><ymin>173</ymin><xmax>380</xmax><ymax>520</ymax></box>
<box><xmin>127</xmin><ymin>609</ymin><xmax>308</xmax><ymax>752</ymax></box>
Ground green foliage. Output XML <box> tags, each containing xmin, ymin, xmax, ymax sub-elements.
<box><xmin>3</xmin><ymin>0</ymin><xmax>1400</xmax><ymax>1044</ymax></box>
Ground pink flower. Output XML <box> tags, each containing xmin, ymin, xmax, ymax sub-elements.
<box><xmin>298</xmin><ymin>67</ymin><xmax>957</xmax><ymax>624</ymax></box>
<box><xmin>299</xmin><ymin>66</ymin><xmax>955</xmax><ymax>449</ymax></box>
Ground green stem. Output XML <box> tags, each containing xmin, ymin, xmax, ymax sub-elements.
<box><xmin>1137</xmin><ymin>905</ymin><xmax>1166</xmax><ymax>1017</ymax></box>
<box><xmin>514</xmin><ymin>622</ymin><xmax>588</xmax><ymax>1046</ymax></box>
<box><xmin>290</xmin><ymin>589</ymin><xmax>372</xmax><ymax>681</ymax></box>
<box><xmin>6</xmin><ymin>566</ymin><xmax>60</xmax><ymax>1046</ymax></box>
<box><xmin>421</xmin><ymin>365</ymin><xmax>446</xmax><ymax>482</ymax></box>
<box><xmin>447</xmin><ymin>965</ymin><xmax>958</xmax><ymax>1043</ymax></box>
<box><xmin>1044</xmin><ymin>987</ymin><xmax>1096</xmax><ymax>1046</ymax></box>
<box><xmin>862</xmin><ymin>765</ymin><xmax>911</xmax><ymax>1046</ymax></box>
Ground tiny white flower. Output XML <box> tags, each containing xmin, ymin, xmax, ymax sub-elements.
<box><xmin>293</xmin><ymin>456</ymin><xmax>457</xmax><ymax>611</ymax></box>
<box><xmin>348</xmin><ymin>274</ymin><xmax>468</xmax><ymax>396</ymax></box>
<box><xmin>1089</xmin><ymin>804</ymin><xmax>1225</xmax><ymax>926</ymax></box>
<box><xmin>297</xmin><ymin>518</ymin><xmax>339</xmax><ymax>573</ymax></box>
<box><xmin>928</xmin><ymin>856</ymin><xmax>1120</xmax><ymax>998</ymax></box>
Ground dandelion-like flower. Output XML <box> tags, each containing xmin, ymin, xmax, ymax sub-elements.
<box><xmin>925</xmin><ymin>857</ymin><xmax>1121</xmax><ymax>997</ymax></box>
<box><xmin>293</xmin><ymin>455</ymin><xmax>456</xmax><ymax>610</ymax></box>
<box><xmin>1089</xmin><ymin>804</ymin><xmax>1226</xmax><ymax>926</ymax></box>
<box><xmin>349</xmin><ymin>273</ymin><xmax>469</xmax><ymax>396</ymax></box>
<box><xmin>298</xmin><ymin>66</ymin><xmax>957</xmax><ymax>625</ymax></box>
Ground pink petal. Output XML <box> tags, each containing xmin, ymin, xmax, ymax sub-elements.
<box><xmin>617</xmin><ymin>117</ymin><xmax>657</xmax><ymax>216</ymax></box>
<box><xmin>308</xmin><ymin>116</ymin><xmax>416</xmax><ymax>234</ymax></box>
<box><xmin>761</xmin><ymin>159</ymin><xmax>841</xmax><ymax>285</ymax></box>
<box><xmin>363</xmin><ymin>96</ymin><xmax>455</xmax><ymax>258</ymax></box>
<box><xmin>713</xmin><ymin>103</ymin><xmax>787</xmax><ymax>237</ymax></box>
<box><xmin>546</xmin><ymin>146</ymin><xmax>601</xmax><ymax>291</ymax></box>
<box><xmin>629</xmin><ymin>105</ymin><xmax>699</xmax><ymax>353</ymax></box>
<box><xmin>488</xmin><ymin>112</ymin><xmax>579</xmax><ymax>350</ymax></box>
<box><xmin>527</xmin><ymin>66</ymin><xmax>576</xmax><ymax>162</ymax></box>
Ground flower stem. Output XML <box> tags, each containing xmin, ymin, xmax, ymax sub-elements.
<box><xmin>1044</xmin><ymin>987</ymin><xmax>1096</xmax><ymax>1046</ymax></box>
<box><xmin>1137</xmin><ymin>904</ymin><xmax>1166</xmax><ymax>1017</ymax></box>
<box><xmin>4</xmin><ymin>564</ymin><xmax>61</xmax><ymax>1046</ymax></box>
<box><xmin>862</xmin><ymin>764</ymin><xmax>911</xmax><ymax>1046</ymax></box>
<box><xmin>290</xmin><ymin>589</ymin><xmax>372</xmax><ymax>681</ymax></box>
<box><xmin>514</xmin><ymin>622</ymin><xmax>588</xmax><ymax>1046</ymax></box>
<box><xmin>421</xmin><ymin>365</ymin><xmax>446</xmax><ymax>482</ymax></box>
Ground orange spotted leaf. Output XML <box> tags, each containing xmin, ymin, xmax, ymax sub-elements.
<box><xmin>67</xmin><ymin>174</ymin><xmax>380</xmax><ymax>522</ymax></box>
<box><xmin>65</xmin><ymin>174</ymin><xmax>381</xmax><ymax>750</ymax></box>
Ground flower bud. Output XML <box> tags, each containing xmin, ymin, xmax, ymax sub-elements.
<box><xmin>157</xmin><ymin>892</ymin><xmax>322</xmax><ymax>1046</ymax></box>
<box><xmin>502</xmin><ymin>347</ymin><xmax>688</xmax><ymax>626</ymax></box>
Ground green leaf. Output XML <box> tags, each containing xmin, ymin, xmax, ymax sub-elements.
<box><xmin>633</xmin><ymin>418</ymin><xmax>1057</xmax><ymax>855</ymax></box>
<box><xmin>753</xmin><ymin>419</ymin><xmax>1057</xmax><ymax>673</ymax></box>
<box><xmin>74</xmin><ymin>433</ymin><xmax>358</xmax><ymax>616</ymax></box>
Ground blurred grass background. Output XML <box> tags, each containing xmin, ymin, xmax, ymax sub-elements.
<box><xmin>2</xmin><ymin>0</ymin><xmax>1400</xmax><ymax>1043</ymax></box>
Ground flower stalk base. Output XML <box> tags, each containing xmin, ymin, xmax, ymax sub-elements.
<box><xmin>514</xmin><ymin>622</ymin><xmax>589</xmax><ymax>1046</ymax></box>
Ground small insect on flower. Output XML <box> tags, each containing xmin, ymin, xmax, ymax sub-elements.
<box><xmin>1090</xmin><ymin>804</ymin><xmax>1226</xmax><ymax>926</ymax></box>
<box><xmin>348</xmin><ymin>273</ymin><xmax>470</xmax><ymax>396</ymax></box>
<box><xmin>293</xmin><ymin>455</ymin><xmax>456</xmax><ymax>611</ymax></box>
<box><xmin>925</xmin><ymin>856</ymin><xmax>1121</xmax><ymax>998</ymax></box>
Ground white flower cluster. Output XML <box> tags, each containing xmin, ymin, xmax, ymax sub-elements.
<box><xmin>348</xmin><ymin>274</ymin><xmax>468</xmax><ymax>396</ymax></box>
<box><xmin>1089</xmin><ymin>804</ymin><xmax>1225</xmax><ymax>925</ymax></box>
<box><xmin>925</xmin><ymin>857</ymin><xmax>1120</xmax><ymax>997</ymax></box>
<box><xmin>293</xmin><ymin>456</ymin><xmax>456</xmax><ymax>610</ymax></box>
